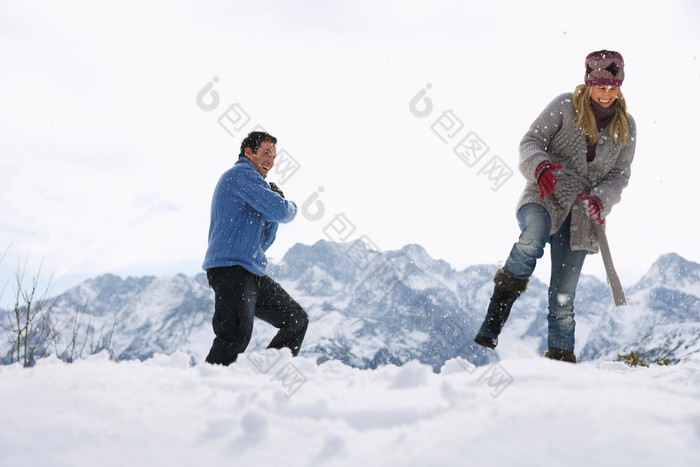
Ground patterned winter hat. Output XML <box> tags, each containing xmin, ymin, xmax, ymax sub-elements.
<box><xmin>585</xmin><ymin>50</ymin><xmax>624</xmax><ymax>87</ymax></box>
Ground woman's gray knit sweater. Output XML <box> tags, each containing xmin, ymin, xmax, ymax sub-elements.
<box><xmin>516</xmin><ymin>92</ymin><xmax>637</xmax><ymax>254</ymax></box>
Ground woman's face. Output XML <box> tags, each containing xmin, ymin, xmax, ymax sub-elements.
<box><xmin>590</xmin><ymin>85</ymin><xmax>620</xmax><ymax>108</ymax></box>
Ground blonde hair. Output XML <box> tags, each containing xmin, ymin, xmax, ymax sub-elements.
<box><xmin>573</xmin><ymin>84</ymin><xmax>630</xmax><ymax>146</ymax></box>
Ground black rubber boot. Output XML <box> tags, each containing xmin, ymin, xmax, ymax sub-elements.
<box><xmin>474</xmin><ymin>269</ymin><xmax>529</xmax><ymax>349</ymax></box>
<box><xmin>544</xmin><ymin>348</ymin><xmax>577</xmax><ymax>363</ymax></box>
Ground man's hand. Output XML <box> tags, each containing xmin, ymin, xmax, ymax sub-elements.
<box><xmin>269</xmin><ymin>182</ymin><xmax>285</xmax><ymax>199</ymax></box>
<box><xmin>536</xmin><ymin>161</ymin><xmax>563</xmax><ymax>199</ymax></box>
<box><xmin>577</xmin><ymin>193</ymin><xmax>605</xmax><ymax>225</ymax></box>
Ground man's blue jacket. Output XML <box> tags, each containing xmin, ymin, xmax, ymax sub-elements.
<box><xmin>202</xmin><ymin>157</ymin><xmax>297</xmax><ymax>275</ymax></box>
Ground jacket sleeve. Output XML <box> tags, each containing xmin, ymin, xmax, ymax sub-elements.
<box><xmin>237</xmin><ymin>166</ymin><xmax>298</xmax><ymax>224</ymax></box>
<box><xmin>591</xmin><ymin>115</ymin><xmax>637</xmax><ymax>217</ymax></box>
<box><xmin>261</xmin><ymin>221</ymin><xmax>279</xmax><ymax>252</ymax></box>
<box><xmin>519</xmin><ymin>94</ymin><xmax>569</xmax><ymax>181</ymax></box>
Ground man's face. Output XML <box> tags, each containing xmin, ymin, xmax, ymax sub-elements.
<box><xmin>245</xmin><ymin>141</ymin><xmax>276</xmax><ymax>178</ymax></box>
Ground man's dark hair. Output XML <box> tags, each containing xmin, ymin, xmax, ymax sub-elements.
<box><xmin>239</xmin><ymin>131</ymin><xmax>277</xmax><ymax>158</ymax></box>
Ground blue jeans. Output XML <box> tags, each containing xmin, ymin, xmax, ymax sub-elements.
<box><xmin>503</xmin><ymin>204</ymin><xmax>587</xmax><ymax>352</ymax></box>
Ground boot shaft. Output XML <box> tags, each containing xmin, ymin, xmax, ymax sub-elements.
<box><xmin>474</xmin><ymin>269</ymin><xmax>530</xmax><ymax>349</ymax></box>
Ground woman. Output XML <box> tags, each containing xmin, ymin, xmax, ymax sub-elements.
<box><xmin>474</xmin><ymin>50</ymin><xmax>636</xmax><ymax>363</ymax></box>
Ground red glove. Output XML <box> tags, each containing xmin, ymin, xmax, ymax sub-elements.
<box><xmin>577</xmin><ymin>193</ymin><xmax>605</xmax><ymax>225</ymax></box>
<box><xmin>535</xmin><ymin>162</ymin><xmax>563</xmax><ymax>199</ymax></box>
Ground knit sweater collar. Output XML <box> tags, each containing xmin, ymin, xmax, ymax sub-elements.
<box><xmin>589</xmin><ymin>98</ymin><xmax>617</xmax><ymax>132</ymax></box>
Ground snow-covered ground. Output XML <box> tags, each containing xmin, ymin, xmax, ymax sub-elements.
<box><xmin>2</xmin><ymin>348</ymin><xmax>699</xmax><ymax>467</ymax></box>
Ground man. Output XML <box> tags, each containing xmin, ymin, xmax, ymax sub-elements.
<box><xmin>203</xmin><ymin>131</ymin><xmax>308</xmax><ymax>365</ymax></box>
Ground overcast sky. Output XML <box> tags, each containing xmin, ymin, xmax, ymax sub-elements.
<box><xmin>2</xmin><ymin>0</ymin><xmax>699</xmax><ymax>306</ymax></box>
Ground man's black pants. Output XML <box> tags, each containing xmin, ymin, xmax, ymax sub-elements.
<box><xmin>205</xmin><ymin>266</ymin><xmax>308</xmax><ymax>365</ymax></box>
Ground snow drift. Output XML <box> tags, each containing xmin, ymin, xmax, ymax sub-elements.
<box><xmin>1</xmin><ymin>349</ymin><xmax>699</xmax><ymax>466</ymax></box>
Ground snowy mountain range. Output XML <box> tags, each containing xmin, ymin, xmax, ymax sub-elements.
<box><xmin>2</xmin><ymin>240</ymin><xmax>699</xmax><ymax>369</ymax></box>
